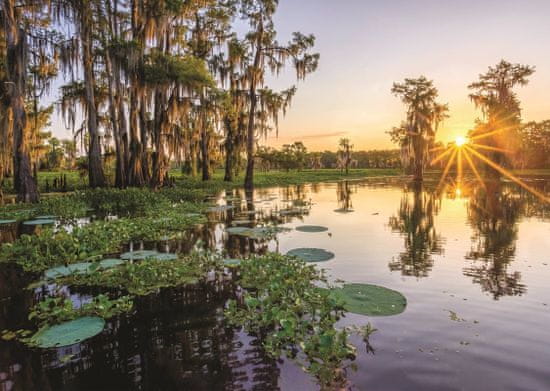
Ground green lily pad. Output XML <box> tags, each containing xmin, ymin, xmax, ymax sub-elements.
<box><xmin>334</xmin><ymin>208</ymin><xmax>354</xmax><ymax>214</ymax></box>
<box><xmin>120</xmin><ymin>250</ymin><xmax>160</xmax><ymax>261</ymax></box>
<box><xmin>226</xmin><ymin>227</ymin><xmax>251</xmax><ymax>235</ymax></box>
<box><xmin>31</xmin><ymin>317</ymin><xmax>105</xmax><ymax>348</ymax></box>
<box><xmin>23</xmin><ymin>219</ymin><xmax>55</xmax><ymax>226</ymax></box>
<box><xmin>295</xmin><ymin>225</ymin><xmax>329</xmax><ymax>233</ymax></box>
<box><xmin>154</xmin><ymin>253</ymin><xmax>178</xmax><ymax>261</ymax></box>
<box><xmin>329</xmin><ymin>283</ymin><xmax>407</xmax><ymax>316</ymax></box>
<box><xmin>232</xmin><ymin>220</ymin><xmax>253</xmax><ymax>225</ymax></box>
<box><xmin>35</xmin><ymin>215</ymin><xmax>56</xmax><ymax>220</ymax></box>
<box><xmin>286</xmin><ymin>248</ymin><xmax>335</xmax><ymax>263</ymax></box>
<box><xmin>0</xmin><ymin>219</ymin><xmax>16</xmax><ymax>225</ymax></box>
<box><xmin>242</xmin><ymin>226</ymin><xmax>289</xmax><ymax>239</ymax></box>
<box><xmin>223</xmin><ymin>258</ymin><xmax>242</xmax><ymax>266</ymax></box>
<box><xmin>99</xmin><ymin>258</ymin><xmax>125</xmax><ymax>268</ymax></box>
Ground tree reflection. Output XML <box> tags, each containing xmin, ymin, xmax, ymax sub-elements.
<box><xmin>336</xmin><ymin>180</ymin><xmax>354</xmax><ymax>212</ymax></box>
<box><xmin>464</xmin><ymin>181</ymin><xmax>527</xmax><ymax>299</ymax></box>
<box><xmin>388</xmin><ymin>182</ymin><xmax>443</xmax><ymax>277</ymax></box>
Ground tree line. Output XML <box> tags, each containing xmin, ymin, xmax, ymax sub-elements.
<box><xmin>0</xmin><ymin>0</ymin><xmax>319</xmax><ymax>202</ymax></box>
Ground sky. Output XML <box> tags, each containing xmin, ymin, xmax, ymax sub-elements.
<box><xmin>48</xmin><ymin>0</ymin><xmax>550</xmax><ymax>152</ymax></box>
<box><xmin>260</xmin><ymin>0</ymin><xmax>550</xmax><ymax>151</ymax></box>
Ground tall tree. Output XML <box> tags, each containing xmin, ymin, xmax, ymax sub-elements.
<box><xmin>240</xmin><ymin>0</ymin><xmax>319</xmax><ymax>189</ymax></box>
<box><xmin>390</xmin><ymin>76</ymin><xmax>448</xmax><ymax>181</ymax></box>
<box><xmin>337</xmin><ymin>138</ymin><xmax>353</xmax><ymax>175</ymax></box>
<box><xmin>468</xmin><ymin>60</ymin><xmax>534</xmax><ymax>174</ymax></box>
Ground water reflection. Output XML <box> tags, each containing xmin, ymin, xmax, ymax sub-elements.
<box><xmin>388</xmin><ymin>182</ymin><xmax>444</xmax><ymax>278</ymax></box>
<box><xmin>463</xmin><ymin>181</ymin><xmax>527</xmax><ymax>299</ymax></box>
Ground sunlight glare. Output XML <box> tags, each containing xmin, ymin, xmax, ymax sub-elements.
<box><xmin>455</xmin><ymin>136</ymin><xmax>468</xmax><ymax>147</ymax></box>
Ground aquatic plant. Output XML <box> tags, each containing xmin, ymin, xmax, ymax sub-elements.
<box><xmin>286</xmin><ymin>248</ymin><xmax>335</xmax><ymax>263</ymax></box>
<box><xmin>29</xmin><ymin>317</ymin><xmax>106</xmax><ymax>348</ymax></box>
<box><xmin>295</xmin><ymin>225</ymin><xmax>329</xmax><ymax>233</ymax></box>
<box><xmin>225</xmin><ymin>253</ymin><xmax>366</xmax><ymax>388</ymax></box>
<box><xmin>327</xmin><ymin>283</ymin><xmax>407</xmax><ymax>316</ymax></box>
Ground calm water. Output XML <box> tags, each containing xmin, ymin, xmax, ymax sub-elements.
<box><xmin>1</xmin><ymin>177</ymin><xmax>550</xmax><ymax>390</ymax></box>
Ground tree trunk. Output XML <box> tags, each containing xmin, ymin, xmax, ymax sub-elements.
<box><xmin>244</xmin><ymin>24</ymin><xmax>263</xmax><ymax>190</ymax></box>
<box><xmin>201</xmin><ymin>127</ymin><xmax>211</xmax><ymax>181</ymax></box>
<box><xmin>81</xmin><ymin>6</ymin><xmax>106</xmax><ymax>188</ymax></box>
<box><xmin>224</xmin><ymin>117</ymin><xmax>234</xmax><ymax>182</ymax></box>
<box><xmin>3</xmin><ymin>0</ymin><xmax>39</xmax><ymax>202</ymax></box>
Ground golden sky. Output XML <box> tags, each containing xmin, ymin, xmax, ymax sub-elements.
<box><xmin>262</xmin><ymin>0</ymin><xmax>550</xmax><ymax>151</ymax></box>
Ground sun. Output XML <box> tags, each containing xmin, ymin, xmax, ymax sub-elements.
<box><xmin>455</xmin><ymin>135</ymin><xmax>468</xmax><ymax>147</ymax></box>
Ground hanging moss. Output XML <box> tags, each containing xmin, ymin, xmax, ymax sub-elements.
<box><xmin>286</xmin><ymin>248</ymin><xmax>335</xmax><ymax>263</ymax></box>
<box><xmin>295</xmin><ymin>225</ymin><xmax>329</xmax><ymax>233</ymax></box>
<box><xmin>329</xmin><ymin>283</ymin><xmax>407</xmax><ymax>316</ymax></box>
<box><xmin>30</xmin><ymin>317</ymin><xmax>105</xmax><ymax>348</ymax></box>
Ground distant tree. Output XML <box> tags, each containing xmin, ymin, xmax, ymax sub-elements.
<box><xmin>337</xmin><ymin>138</ymin><xmax>353</xmax><ymax>174</ymax></box>
<box><xmin>516</xmin><ymin>120</ymin><xmax>550</xmax><ymax>168</ymax></box>
<box><xmin>468</xmin><ymin>60</ymin><xmax>534</xmax><ymax>173</ymax></box>
<box><xmin>390</xmin><ymin>76</ymin><xmax>448</xmax><ymax>181</ymax></box>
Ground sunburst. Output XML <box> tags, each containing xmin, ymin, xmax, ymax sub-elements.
<box><xmin>431</xmin><ymin>129</ymin><xmax>550</xmax><ymax>203</ymax></box>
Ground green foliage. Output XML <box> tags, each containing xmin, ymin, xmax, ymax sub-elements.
<box><xmin>225</xmin><ymin>253</ymin><xmax>360</xmax><ymax>387</ymax></box>
<box><xmin>142</xmin><ymin>52</ymin><xmax>214</xmax><ymax>88</ymax></box>
<box><xmin>61</xmin><ymin>253</ymin><xmax>218</xmax><ymax>296</ymax></box>
<box><xmin>29</xmin><ymin>295</ymin><xmax>134</xmax><ymax>327</ymax></box>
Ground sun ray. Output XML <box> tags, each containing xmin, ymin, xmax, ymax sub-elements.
<box><xmin>469</xmin><ymin>143</ymin><xmax>511</xmax><ymax>154</ymax></box>
<box><xmin>465</xmin><ymin>145</ymin><xmax>550</xmax><ymax>203</ymax></box>
<box><xmin>430</xmin><ymin>146</ymin><xmax>454</xmax><ymax>166</ymax></box>
<box><xmin>462</xmin><ymin>148</ymin><xmax>487</xmax><ymax>190</ymax></box>
<box><xmin>437</xmin><ymin>148</ymin><xmax>458</xmax><ymax>191</ymax></box>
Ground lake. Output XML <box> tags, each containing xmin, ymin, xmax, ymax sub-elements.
<box><xmin>1</xmin><ymin>176</ymin><xmax>549</xmax><ymax>390</ymax></box>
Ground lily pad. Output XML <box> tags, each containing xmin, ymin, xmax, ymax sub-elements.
<box><xmin>286</xmin><ymin>248</ymin><xmax>335</xmax><ymax>263</ymax></box>
<box><xmin>99</xmin><ymin>259</ymin><xmax>125</xmax><ymax>268</ymax></box>
<box><xmin>0</xmin><ymin>219</ymin><xmax>16</xmax><ymax>225</ymax></box>
<box><xmin>31</xmin><ymin>317</ymin><xmax>105</xmax><ymax>348</ymax></box>
<box><xmin>334</xmin><ymin>208</ymin><xmax>354</xmax><ymax>214</ymax></box>
<box><xmin>223</xmin><ymin>258</ymin><xmax>242</xmax><ymax>266</ymax></box>
<box><xmin>35</xmin><ymin>215</ymin><xmax>56</xmax><ymax>220</ymax></box>
<box><xmin>120</xmin><ymin>250</ymin><xmax>160</xmax><ymax>261</ymax></box>
<box><xmin>242</xmin><ymin>226</ymin><xmax>289</xmax><ymax>239</ymax></box>
<box><xmin>154</xmin><ymin>253</ymin><xmax>178</xmax><ymax>261</ymax></box>
<box><xmin>226</xmin><ymin>227</ymin><xmax>251</xmax><ymax>235</ymax></box>
<box><xmin>23</xmin><ymin>219</ymin><xmax>55</xmax><ymax>226</ymax></box>
<box><xmin>295</xmin><ymin>225</ymin><xmax>329</xmax><ymax>233</ymax></box>
<box><xmin>232</xmin><ymin>220</ymin><xmax>253</xmax><ymax>225</ymax></box>
<box><xmin>329</xmin><ymin>283</ymin><xmax>407</xmax><ymax>316</ymax></box>
<box><xmin>279</xmin><ymin>208</ymin><xmax>306</xmax><ymax>216</ymax></box>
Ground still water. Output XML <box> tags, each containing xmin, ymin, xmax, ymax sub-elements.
<box><xmin>1</xmin><ymin>177</ymin><xmax>549</xmax><ymax>390</ymax></box>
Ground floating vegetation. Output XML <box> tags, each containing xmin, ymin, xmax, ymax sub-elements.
<box><xmin>120</xmin><ymin>250</ymin><xmax>160</xmax><ymax>261</ymax></box>
<box><xmin>287</xmin><ymin>248</ymin><xmax>335</xmax><ymax>263</ymax></box>
<box><xmin>295</xmin><ymin>225</ymin><xmax>329</xmax><ymax>233</ymax></box>
<box><xmin>226</xmin><ymin>253</ymin><xmax>367</xmax><ymax>388</ymax></box>
<box><xmin>62</xmin><ymin>255</ymin><xmax>214</xmax><ymax>296</ymax></box>
<box><xmin>44</xmin><ymin>259</ymin><xmax>127</xmax><ymax>279</ymax></box>
<box><xmin>29</xmin><ymin>317</ymin><xmax>105</xmax><ymax>348</ymax></box>
<box><xmin>0</xmin><ymin>219</ymin><xmax>16</xmax><ymax>225</ymax></box>
<box><xmin>328</xmin><ymin>284</ymin><xmax>407</xmax><ymax>316</ymax></box>
<box><xmin>23</xmin><ymin>219</ymin><xmax>55</xmax><ymax>226</ymax></box>
<box><xmin>223</xmin><ymin>258</ymin><xmax>242</xmax><ymax>266</ymax></box>
<box><xmin>34</xmin><ymin>215</ymin><xmax>56</xmax><ymax>220</ymax></box>
<box><xmin>279</xmin><ymin>208</ymin><xmax>307</xmax><ymax>216</ymax></box>
<box><xmin>334</xmin><ymin>208</ymin><xmax>354</xmax><ymax>214</ymax></box>
<box><xmin>226</xmin><ymin>226</ymin><xmax>251</xmax><ymax>235</ymax></box>
<box><xmin>231</xmin><ymin>220</ymin><xmax>253</xmax><ymax>225</ymax></box>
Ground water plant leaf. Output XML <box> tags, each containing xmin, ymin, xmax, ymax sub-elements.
<box><xmin>329</xmin><ymin>283</ymin><xmax>407</xmax><ymax>316</ymax></box>
<box><xmin>30</xmin><ymin>317</ymin><xmax>105</xmax><ymax>348</ymax></box>
<box><xmin>120</xmin><ymin>250</ymin><xmax>160</xmax><ymax>261</ymax></box>
<box><xmin>154</xmin><ymin>253</ymin><xmax>178</xmax><ymax>261</ymax></box>
<box><xmin>0</xmin><ymin>219</ymin><xmax>16</xmax><ymax>225</ymax></box>
<box><xmin>223</xmin><ymin>258</ymin><xmax>242</xmax><ymax>266</ymax></box>
<box><xmin>231</xmin><ymin>220</ymin><xmax>253</xmax><ymax>225</ymax></box>
<box><xmin>23</xmin><ymin>219</ymin><xmax>55</xmax><ymax>226</ymax></box>
<box><xmin>286</xmin><ymin>248</ymin><xmax>335</xmax><ymax>262</ymax></box>
<box><xmin>35</xmin><ymin>215</ymin><xmax>56</xmax><ymax>220</ymax></box>
<box><xmin>295</xmin><ymin>225</ymin><xmax>329</xmax><ymax>233</ymax></box>
<box><xmin>99</xmin><ymin>259</ymin><xmax>125</xmax><ymax>268</ymax></box>
<box><xmin>226</xmin><ymin>227</ymin><xmax>251</xmax><ymax>235</ymax></box>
